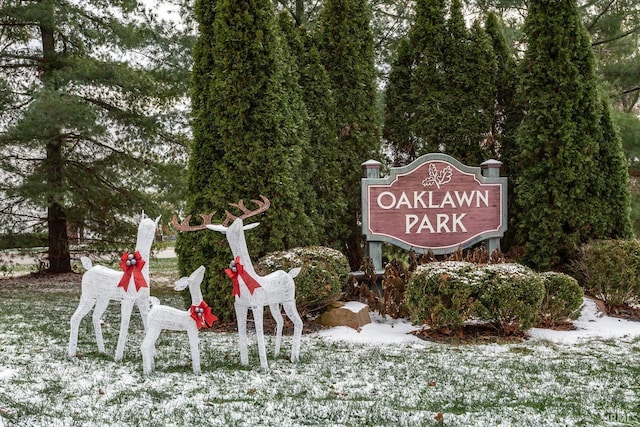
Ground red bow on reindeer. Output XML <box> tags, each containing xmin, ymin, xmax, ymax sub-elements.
<box><xmin>117</xmin><ymin>250</ymin><xmax>147</xmax><ymax>292</ymax></box>
<box><xmin>190</xmin><ymin>301</ymin><xmax>218</xmax><ymax>330</ymax></box>
<box><xmin>224</xmin><ymin>256</ymin><xmax>262</xmax><ymax>297</ymax></box>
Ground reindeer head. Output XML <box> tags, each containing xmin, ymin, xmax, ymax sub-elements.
<box><xmin>174</xmin><ymin>265</ymin><xmax>206</xmax><ymax>291</ymax></box>
<box><xmin>136</xmin><ymin>213</ymin><xmax>161</xmax><ymax>251</ymax></box>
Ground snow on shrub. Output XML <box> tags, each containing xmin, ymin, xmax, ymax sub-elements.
<box><xmin>257</xmin><ymin>246</ymin><xmax>348</xmax><ymax>317</ymax></box>
<box><xmin>405</xmin><ymin>262</ymin><xmax>483</xmax><ymax>331</ymax></box>
<box><xmin>475</xmin><ymin>264</ymin><xmax>545</xmax><ymax>334</ymax></box>
<box><xmin>406</xmin><ymin>262</ymin><xmax>546</xmax><ymax>334</ymax></box>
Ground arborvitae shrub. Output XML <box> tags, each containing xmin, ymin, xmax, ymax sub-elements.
<box><xmin>538</xmin><ymin>272</ymin><xmax>583</xmax><ymax>327</ymax></box>
<box><xmin>476</xmin><ymin>264</ymin><xmax>545</xmax><ymax>334</ymax></box>
<box><xmin>405</xmin><ymin>262</ymin><xmax>482</xmax><ymax>331</ymax></box>
<box><xmin>257</xmin><ymin>246</ymin><xmax>349</xmax><ymax>317</ymax></box>
<box><xmin>406</xmin><ymin>262</ymin><xmax>546</xmax><ymax>334</ymax></box>
<box><xmin>572</xmin><ymin>239</ymin><xmax>640</xmax><ymax>310</ymax></box>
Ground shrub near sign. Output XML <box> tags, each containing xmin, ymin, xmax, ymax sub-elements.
<box><xmin>362</xmin><ymin>154</ymin><xmax>507</xmax><ymax>255</ymax></box>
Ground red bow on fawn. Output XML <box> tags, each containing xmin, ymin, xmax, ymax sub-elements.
<box><xmin>224</xmin><ymin>256</ymin><xmax>262</xmax><ymax>297</ymax></box>
<box><xmin>117</xmin><ymin>250</ymin><xmax>147</xmax><ymax>292</ymax></box>
<box><xmin>190</xmin><ymin>301</ymin><xmax>218</xmax><ymax>330</ymax></box>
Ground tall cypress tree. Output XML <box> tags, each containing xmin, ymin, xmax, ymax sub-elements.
<box><xmin>278</xmin><ymin>12</ymin><xmax>347</xmax><ymax>249</ymax></box>
<box><xmin>409</xmin><ymin>0</ymin><xmax>447</xmax><ymax>159</ymax></box>
<box><xmin>440</xmin><ymin>8</ymin><xmax>497</xmax><ymax>166</ymax></box>
<box><xmin>385</xmin><ymin>0</ymin><xmax>496</xmax><ymax>167</ymax></box>
<box><xmin>484</xmin><ymin>12</ymin><xmax>521</xmax><ymax>170</ymax></box>
<box><xmin>512</xmin><ymin>0</ymin><xmax>604</xmax><ymax>269</ymax></box>
<box><xmin>383</xmin><ymin>37</ymin><xmax>419</xmax><ymax>166</ymax></box>
<box><xmin>318</xmin><ymin>0</ymin><xmax>381</xmax><ymax>269</ymax></box>
<box><xmin>178</xmin><ymin>0</ymin><xmax>316</xmax><ymax>320</ymax></box>
<box><xmin>595</xmin><ymin>98</ymin><xmax>633</xmax><ymax>239</ymax></box>
<box><xmin>484</xmin><ymin>12</ymin><xmax>522</xmax><ymax>249</ymax></box>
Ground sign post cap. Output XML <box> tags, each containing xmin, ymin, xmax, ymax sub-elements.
<box><xmin>480</xmin><ymin>159</ymin><xmax>502</xmax><ymax>168</ymax></box>
<box><xmin>362</xmin><ymin>159</ymin><xmax>382</xmax><ymax>169</ymax></box>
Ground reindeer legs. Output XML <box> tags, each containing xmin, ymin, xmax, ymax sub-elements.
<box><xmin>269</xmin><ymin>303</ymin><xmax>284</xmax><ymax>357</ymax></box>
<box><xmin>235</xmin><ymin>303</ymin><xmax>249</xmax><ymax>366</ymax></box>
<box><xmin>92</xmin><ymin>297</ymin><xmax>110</xmax><ymax>353</ymax></box>
<box><xmin>283</xmin><ymin>300</ymin><xmax>303</xmax><ymax>362</ymax></box>
<box><xmin>115</xmin><ymin>298</ymin><xmax>134</xmax><ymax>361</ymax></box>
<box><xmin>68</xmin><ymin>295</ymin><xmax>96</xmax><ymax>357</ymax></box>
<box><xmin>252</xmin><ymin>304</ymin><xmax>269</xmax><ymax>372</ymax></box>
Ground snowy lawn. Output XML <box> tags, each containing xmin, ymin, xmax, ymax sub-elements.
<box><xmin>1</xmin><ymin>267</ymin><xmax>640</xmax><ymax>426</ymax></box>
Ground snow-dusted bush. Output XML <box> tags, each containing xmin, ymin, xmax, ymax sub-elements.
<box><xmin>475</xmin><ymin>264</ymin><xmax>545</xmax><ymax>334</ymax></box>
<box><xmin>572</xmin><ymin>239</ymin><xmax>640</xmax><ymax>310</ymax></box>
<box><xmin>406</xmin><ymin>262</ymin><xmax>546</xmax><ymax>334</ymax></box>
<box><xmin>538</xmin><ymin>272</ymin><xmax>583</xmax><ymax>327</ymax></box>
<box><xmin>258</xmin><ymin>246</ymin><xmax>348</xmax><ymax>316</ymax></box>
<box><xmin>405</xmin><ymin>262</ymin><xmax>483</xmax><ymax>331</ymax></box>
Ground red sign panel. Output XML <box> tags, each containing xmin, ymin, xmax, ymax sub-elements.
<box><xmin>362</xmin><ymin>155</ymin><xmax>507</xmax><ymax>253</ymax></box>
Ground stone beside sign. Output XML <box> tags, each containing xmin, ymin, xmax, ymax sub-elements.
<box><xmin>320</xmin><ymin>301</ymin><xmax>371</xmax><ymax>330</ymax></box>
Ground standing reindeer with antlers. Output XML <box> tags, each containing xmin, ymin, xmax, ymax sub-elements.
<box><xmin>173</xmin><ymin>196</ymin><xmax>303</xmax><ymax>371</ymax></box>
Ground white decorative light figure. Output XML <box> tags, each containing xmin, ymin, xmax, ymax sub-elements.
<box><xmin>68</xmin><ymin>213</ymin><xmax>161</xmax><ymax>360</ymax></box>
<box><xmin>173</xmin><ymin>196</ymin><xmax>303</xmax><ymax>371</ymax></box>
<box><xmin>141</xmin><ymin>265</ymin><xmax>217</xmax><ymax>375</ymax></box>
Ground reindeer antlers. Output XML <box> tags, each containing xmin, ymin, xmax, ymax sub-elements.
<box><xmin>171</xmin><ymin>212</ymin><xmax>217</xmax><ymax>232</ymax></box>
<box><xmin>223</xmin><ymin>195</ymin><xmax>271</xmax><ymax>226</ymax></box>
<box><xmin>171</xmin><ymin>195</ymin><xmax>271</xmax><ymax>232</ymax></box>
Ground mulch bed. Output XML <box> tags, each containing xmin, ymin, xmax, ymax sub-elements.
<box><xmin>412</xmin><ymin>324</ymin><xmax>528</xmax><ymax>344</ymax></box>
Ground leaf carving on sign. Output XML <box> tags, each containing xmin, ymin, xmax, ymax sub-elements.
<box><xmin>422</xmin><ymin>164</ymin><xmax>452</xmax><ymax>189</ymax></box>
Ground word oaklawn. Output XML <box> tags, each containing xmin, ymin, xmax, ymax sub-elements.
<box><xmin>362</xmin><ymin>154</ymin><xmax>507</xmax><ymax>254</ymax></box>
<box><xmin>375</xmin><ymin>188</ymin><xmax>491</xmax><ymax>234</ymax></box>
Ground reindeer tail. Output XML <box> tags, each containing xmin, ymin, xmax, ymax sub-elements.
<box><xmin>288</xmin><ymin>267</ymin><xmax>301</xmax><ymax>279</ymax></box>
<box><xmin>80</xmin><ymin>256</ymin><xmax>93</xmax><ymax>271</ymax></box>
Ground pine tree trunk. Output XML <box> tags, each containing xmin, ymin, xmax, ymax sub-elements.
<box><xmin>47</xmin><ymin>199</ymin><xmax>71</xmax><ymax>273</ymax></box>
<box><xmin>41</xmin><ymin>20</ymin><xmax>72</xmax><ymax>274</ymax></box>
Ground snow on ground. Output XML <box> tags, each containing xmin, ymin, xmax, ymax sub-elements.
<box><xmin>318</xmin><ymin>297</ymin><xmax>640</xmax><ymax>345</ymax></box>
<box><xmin>529</xmin><ymin>297</ymin><xmax>640</xmax><ymax>343</ymax></box>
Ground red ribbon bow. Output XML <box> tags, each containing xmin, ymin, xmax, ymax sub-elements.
<box><xmin>117</xmin><ymin>250</ymin><xmax>147</xmax><ymax>292</ymax></box>
<box><xmin>190</xmin><ymin>301</ymin><xmax>218</xmax><ymax>330</ymax></box>
<box><xmin>224</xmin><ymin>256</ymin><xmax>262</xmax><ymax>297</ymax></box>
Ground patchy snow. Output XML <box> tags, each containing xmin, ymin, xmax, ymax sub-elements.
<box><xmin>317</xmin><ymin>311</ymin><xmax>425</xmax><ymax>345</ymax></box>
<box><xmin>318</xmin><ymin>297</ymin><xmax>640</xmax><ymax>345</ymax></box>
<box><xmin>529</xmin><ymin>297</ymin><xmax>640</xmax><ymax>344</ymax></box>
<box><xmin>2</xmin><ymin>287</ymin><xmax>640</xmax><ymax>426</ymax></box>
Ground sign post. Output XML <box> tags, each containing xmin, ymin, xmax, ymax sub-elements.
<box><xmin>361</xmin><ymin>154</ymin><xmax>507</xmax><ymax>271</ymax></box>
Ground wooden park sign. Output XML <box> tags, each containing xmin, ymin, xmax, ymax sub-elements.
<box><xmin>361</xmin><ymin>154</ymin><xmax>507</xmax><ymax>271</ymax></box>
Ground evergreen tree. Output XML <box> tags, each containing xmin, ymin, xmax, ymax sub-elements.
<box><xmin>595</xmin><ymin>98</ymin><xmax>633</xmax><ymax>239</ymax></box>
<box><xmin>409</xmin><ymin>0</ymin><xmax>447</xmax><ymax>159</ymax></box>
<box><xmin>440</xmin><ymin>9</ymin><xmax>497</xmax><ymax>166</ymax></box>
<box><xmin>512</xmin><ymin>0</ymin><xmax>605</xmax><ymax>269</ymax></box>
<box><xmin>484</xmin><ymin>12</ymin><xmax>521</xmax><ymax>168</ymax></box>
<box><xmin>178</xmin><ymin>0</ymin><xmax>316</xmax><ymax>320</ymax></box>
<box><xmin>484</xmin><ymin>12</ymin><xmax>522</xmax><ymax>249</ymax></box>
<box><xmin>0</xmin><ymin>0</ymin><xmax>192</xmax><ymax>273</ymax></box>
<box><xmin>383</xmin><ymin>37</ymin><xmax>419</xmax><ymax>166</ymax></box>
<box><xmin>317</xmin><ymin>0</ymin><xmax>381</xmax><ymax>270</ymax></box>
<box><xmin>386</xmin><ymin>0</ymin><xmax>496</xmax><ymax>167</ymax></box>
<box><xmin>278</xmin><ymin>12</ymin><xmax>348</xmax><ymax>248</ymax></box>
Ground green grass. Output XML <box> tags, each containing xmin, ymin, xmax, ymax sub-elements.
<box><xmin>0</xmin><ymin>264</ymin><xmax>639</xmax><ymax>426</ymax></box>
